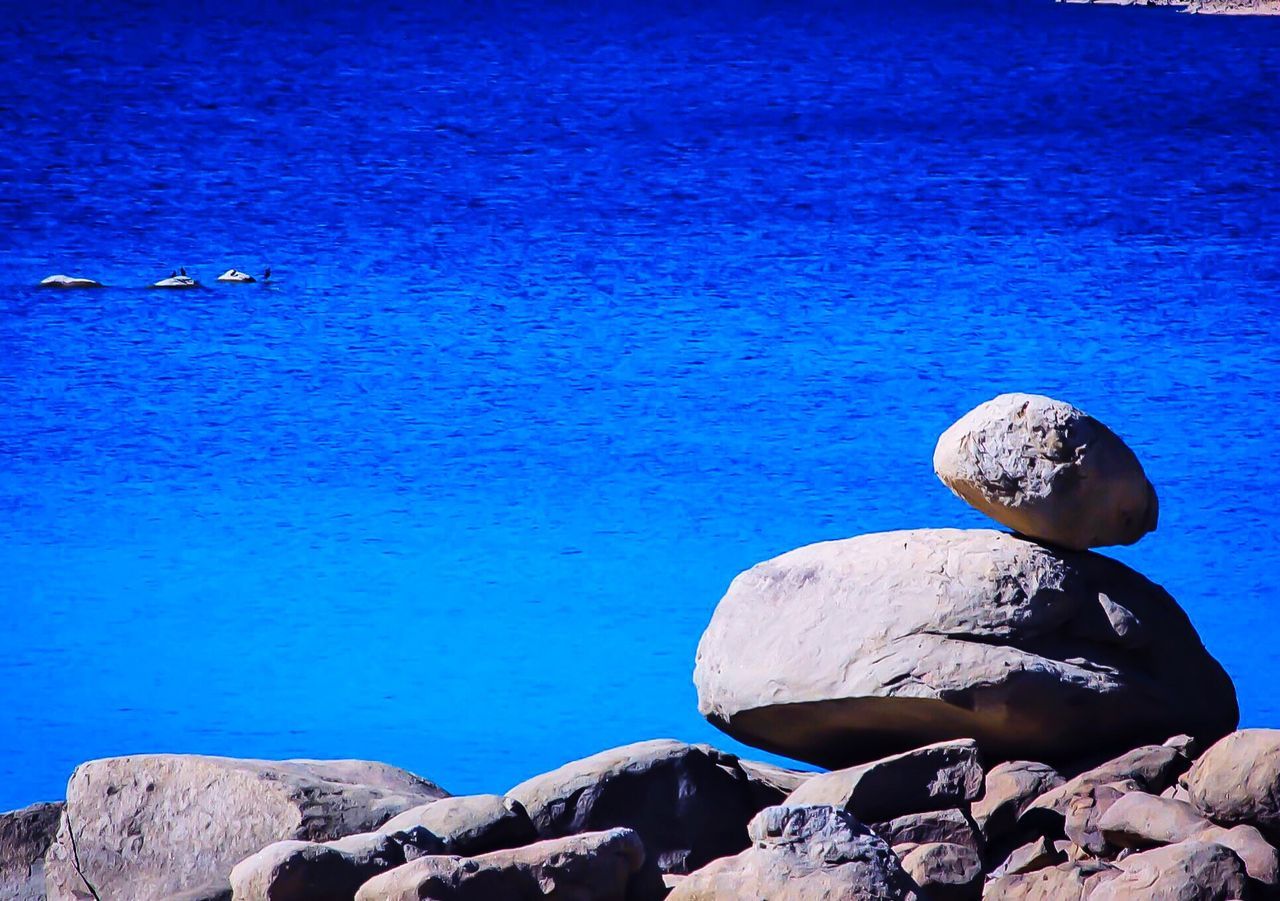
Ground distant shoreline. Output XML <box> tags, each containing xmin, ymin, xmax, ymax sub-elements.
<box><xmin>1062</xmin><ymin>0</ymin><xmax>1280</xmax><ymax>14</ymax></box>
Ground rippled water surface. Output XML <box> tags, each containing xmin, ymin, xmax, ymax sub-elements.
<box><xmin>2</xmin><ymin>0</ymin><xmax>1279</xmax><ymax>809</ymax></box>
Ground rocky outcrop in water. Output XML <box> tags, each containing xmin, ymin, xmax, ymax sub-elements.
<box><xmin>1061</xmin><ymin>0</ymin><xmax>1280</xmax><ymax>15</ymax></box>
<box><xmin>4</xmin><ymin>392</ymin><xmax>1274</xmax><ymax>899</ymax></box>
<box><xmin>37</xmin><ymin>275</ymin><xmax>101</xmax><ymax>289</ymax></box>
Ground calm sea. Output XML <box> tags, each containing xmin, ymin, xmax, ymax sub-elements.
<box><xmin>2</xmin><ymin>0</ymin><xmax>1278</xmax><ymax>810</ymax></box>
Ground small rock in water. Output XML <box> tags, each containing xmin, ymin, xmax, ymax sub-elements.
<box><xmin>151</xmin><ymin>275</ymin><xmax>200</xmax><ymax>289</ymax></box>
<box><xmin>39</xmin><ymin>274</ymin><xmax>102</xmax><ymax>288</ymax></box>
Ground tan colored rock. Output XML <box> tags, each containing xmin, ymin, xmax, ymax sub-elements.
<box><xmin>1063</xmin><ymin>784</ymin><xmax>1130</xmax><ymax>855</ymax></box>
<box><xmin>231</xmin><ymin>797</ymin><xmax>538</xmax><ymax>901</ymax></box>
<box><xmin>872</xmin><ymin>809</ymin><xmax>982</xmax><ymax>856</ymax></box>
<box><xmin>507</xmin><ymin>739</ymin><xmax>777</xmax><ymax>874</ymax></box>
<box><xmin>694</xmin><ymin>529</ymin><xmax>1236</xmax><ymax>768</ymax></box>
<box><xmin>900</xmin><ymin>842</ymin><xmax>981</xmax><ymax>901</ymax></box>
<box><xmin>1098</xmin><ymin>792</ymin><xmax>1213</xmax><ymax>849</ymax></box>
<box><xmin>973</xmin><ymin>761</ymin><xmax>1064</xmax><ymax>842</ymax></box>
<box><xmin>0</xmin><ymin>802</ymin><xmax>63</xmax><ymax>901</ymax></box>
<box><xmin>667</xmin><ymin>805</ymin><xmax>921</xmax><ymax>901</ymax></box>
<box><xmin>354</xmin><ymin>828</ymin><xmax>656</xmax><ymax>901</ymax></box>
<box><xmin>784</xmin><ymin>739</ymin><xmax>982</xmax><ymax>823</ymax></box>
<box><xmin>1022</xmin><ymin>743</ymin><xmax>1190</xmax><ymax>832</ymax></box>
<box><xmin>1185</xmin><ymin>729</ymin><xmax>1280</xmax><ymax>840</ymax></box>
<box><xmin>737</xmin><ymin>759</ymin><xmax>815</xmax><ymax>806</ymax></box>
<box><xmin>379</xmin><ymin>795</ymin><xmax>535</xmax><ymax>856</ymax></box>
<box><xmin>1193</xmin><ymin>824</ymin><xmax>1280</xmax><ymax>887</ymax></box>
<box><xmin>933</xmin><ymin>393</ymin><xmax>1158</xmax><ymax>550</ymax></box>
<box><xmin>983</xmin><ymin>860</ymin><xmax>1118</xmax><ymax>900</ymax></box>
<box><xmin>994</xmin><ymin>836</ymin><xmax>1062</xmax><ymax>877</ymax></box>
<box><xmin>1087</xmin><ymin>840</ymin><xmax>1250</xmax><ymax>901</ymax></box>
<box><xmin>43</xmin><ymin>755</ymin><xmax>446</xmax><ymax>901</ymax></box>
<box><xmin>230</xmin><ymin>833</ymin><xmax>409</xmax><ymax>901</ymax></box>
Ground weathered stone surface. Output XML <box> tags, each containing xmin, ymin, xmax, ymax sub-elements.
<box><xmin>983</xmin><ymin>860</ymin><xmax>1118</xmax><ymax>900</ymax></box>
<box><xmin>694</xmin><ymin>529</ymin><xmax>1236</xmax><ymax>768</ymax></box>
<box><xmin>900</xmin><ymin>842</ymin><xmax>981</xmax><ymax>901</ymax></box>
<box><xmin>1193</xmin><ymin>824</ymin><xmax>1280</xmax><ymax>887</ymax></box>
<box><xmin>872</xmin><ymin>809</ymin><xmax>983</xmax><ymax>856</ymax></box>
<box><xmin>973</xmin><ymin>761</ymin><xmax>1064</xmax><ymax>842</ymax></box>
<box><xmin>1185</xmin><ymin>729</ymin><xmax>1280</xmax><ymax>841</ymax></box>
<box><xmin>738</xmin><ymin>759</ymin><xmax>815</xmax><ymax>806</ymax></box>
<box><xmin>354</xmin><ymin>828</ymin><xmax>656</xmax><ymax>901</ymax></box>
<box><xmin>785</xmin><ymin>739</ymin><xmax>982</xmax><ymax>823</ymax></box>
<box><xmin>507</xmin><ymin>739</ymin><xmax>774</xmax><ymax>874</ymax></box>
<box><xmin>994</xmin><ymin>836</ymin><xmax>1063</xmax><ymax>877</ymax></box>
<box><xmin>1164</xmin><ymin>734</ymin><xmax>1201</xmax><ymax>758</ymax></box>
<box><xmin>1023</xmin><ymin>744</ymin><xmax>1190</xmax><ymax>832</ymax></box>
<box><xmin>230</xmin><ymin>829</ymin><xmax>451</xmax><ymax>900</ymax></box>
<box><xmin>0</xmin><ymin>801</ymin><xmax>64</xmax><ymax>901</ymax></box>
<box><xmin>933</xmin><ymin>393</ymin><xmax>1158</xmax><ymax>550</ymax></box>
<box><xmin>667</xmin><ymin>805</ymin><xmax>921</xmax><ymax>901</ymax></box>
<box><xmin>1063</xmin><ymin>784</ymin><xmax>1130</xmax><ymax>855</ymax></box>
<box><xmin>1098</xmin><ymin>792</ymin><xmax>1214</xmax><ymax>849</ymax></box>
<box><xmin>379</xmin><ymin>795</ymin><xmax>535</xmax><ymax>856</ymax></box>
<box><xmin>44</xmin><ymin>755</ymin><xmax>447</xmax><ymax>901</ymax></box>
<box><xmin>230</xmin><ymin>834</ymin><xmax>401</xmax><ymax>901</ymax></box>
<box><xmin>1087</xmin><ymin>840</ymin><xmax>1251</xmax><ymax>901</ymax></box>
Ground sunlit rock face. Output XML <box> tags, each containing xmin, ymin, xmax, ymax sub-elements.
<box><xmin>933</xmin><ymin>393</ymin><xmax>1158</xmax><ymax>551</ymax></box>
<box><xmin>694</xmin><ymin>528</ymin><xmax>1237</xmax><ymax>768</ymax></box>
<box><xmin>151</xmin><ymin>275</ymin><xmax>200</xmax><ymax>289</ymax></box>
<box><xmin>39</xmin><ymin>274</ymin><xmax>101</xmax><ymax>288</ymax></box>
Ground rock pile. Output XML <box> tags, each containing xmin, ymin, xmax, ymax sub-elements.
<box><xmin>2</xmin><ymin>392</ymin><xmax>1268</xmax><ymax>899</ymax></box>
<box><xmin>694</xmin><ymin>392</ymin><xmax>1235</xmax><ymax>769</ymax></box>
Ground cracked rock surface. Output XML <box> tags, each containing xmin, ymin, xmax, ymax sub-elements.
<box><xmin>933</xmin><ymin>393</ymin><xmax>1158</xmax><ymax>550</ymax></box>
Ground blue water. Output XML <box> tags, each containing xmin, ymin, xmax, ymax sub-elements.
<box><xmin>2</xmin><ymin>0</ymin><xmax>1279</xmax><ymax>812</ymax></box>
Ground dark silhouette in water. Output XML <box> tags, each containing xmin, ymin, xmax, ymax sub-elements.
<box><xmin>180</xmin><ymin>267</ymin><xmax>187</xmax><ymax>276</ymax></box>
<box><xmin>263</xmin><ymin>267</ymin><xmax>271</xmax><ymax>281</ymax></box>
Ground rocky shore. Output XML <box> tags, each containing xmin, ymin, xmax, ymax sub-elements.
<box><xmin>1061</xmin><ymin>0</ymin><xmax>1280</xmax><ymax>15</ymax></box>
<box><xmin>3</xmin><ymin>392</ymin><xmax>1269</xmax><ymax>900</ymax></box>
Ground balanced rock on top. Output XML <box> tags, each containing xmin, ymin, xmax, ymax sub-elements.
<box><xmin>933</xmin><ymin>393</ymin><xmax>1158</xmax><ymax>550</ymax></box>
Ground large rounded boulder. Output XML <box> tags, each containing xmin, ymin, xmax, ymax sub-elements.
<box><xmin>1184</xmin><ymin>729</ymin><xmax>1280</xmax><ymax>841</ymax></box>
<box><xmin>43</xmin><ymin>755</ymin><xmax>447</xmax><ymax>901</ymax></box>
<box><xmin>693</xmin><ymin>529</ymin><xmax>1236</xmax><ymax>768</ymax></box>
<box><xmin>933</xmin><ymin>393</ymin><xmax>1158</xmax><ymax>550</ymax></box>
